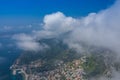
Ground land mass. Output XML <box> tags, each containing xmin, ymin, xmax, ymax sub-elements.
<box><xmin>11</xmin><ymin>39</ymin><xmax>120</xmax><ymax>80</ymax></box>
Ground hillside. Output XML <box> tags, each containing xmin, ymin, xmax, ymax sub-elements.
<box><xmin>11</xmin><ymin>39</ymin><xmax>120</xmax><ymax>80</ymax></box>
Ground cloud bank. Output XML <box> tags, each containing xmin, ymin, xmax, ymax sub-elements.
<box><xmin>22</xmin><ymin>0</ymin><xmax>120</xmax><ymax>54</ymax></box>
<box><xmin>14</xmin><ymin>0</ymin><xmax>120</xmax><ymax>56</ymax></box>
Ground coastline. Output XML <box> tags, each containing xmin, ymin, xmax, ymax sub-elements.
<box><xmin>10</xmin><ymin>66</ymin><xmax>28</xmax><ymax>80</ymax></box>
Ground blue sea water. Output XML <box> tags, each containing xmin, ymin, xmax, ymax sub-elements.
<box><xmin>0</xmin><ymin>24</ymin><xmax>41</xmax><ymax>80</ymax></box>
<box><xmin>0</xmin><ymin>35</ymin><xmax>21</xmax><ymax>80</ymax></box>
<box><xmin>11</xmin><ymin>72</ymin><xmax>24</xmax><ymax>80</ymax></box>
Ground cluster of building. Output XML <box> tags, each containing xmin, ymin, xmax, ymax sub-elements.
<box><xmin>11</xmin><ymin>58</ymin><xmax>86</xmax><ymax>80</ymax></box>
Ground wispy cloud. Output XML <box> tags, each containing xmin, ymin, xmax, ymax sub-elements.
<box><xmin>13</xmin><ymin>33</ymin><xmax>49</xmax><ymax>51</ymax></box>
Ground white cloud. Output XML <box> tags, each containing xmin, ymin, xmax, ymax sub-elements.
<box><xmin>3</xmin><ymin>26</ymin><xmax>12</xmax><ymax>31</ymax></box>
<box><xmin>13</xmin><ymin>0</ymin><xmax>120</xmax><ymax>55</ymax></box>
<box><xmin>31</xmin><ymin>0</ymin><xmax>120</xmax><ymax>56</ymax></box>
<box><xmin>33</xmin><ymin>12</ymin><xmax>80</xmax><ymax>39</ymax></box>
<box><xmin>13</xmin><ymin>33</ymin><xmax>48</xmax><ymax>51</ymax></box>
<box><xmin>0</xmin><ymin>26</ymin><xmax>13</xmax><ymax>33</ymax></box>
<box><xmin>43</xmin><ymin>12</ymin><xmax>78</xmax><ymax>33</ymax></box>
<box><xmin>65</xmin><ymin>0</ymin><xmax>120</xmax><ymax>54</ymax></box>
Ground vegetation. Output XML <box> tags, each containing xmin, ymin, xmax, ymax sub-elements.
<box><xmin>17</xmin><ymin>39</ymin><xmax>80</xmax><ymax>72</ymax></box>
<box><xmin>15</xmin><ymin>38</ymin><xmax>120</xmax><ymax>79</ymax></box>
<box><xmin>82</xmin><ymin>54</ymin><xmax>106</xmax><ymax>78</ymax></box>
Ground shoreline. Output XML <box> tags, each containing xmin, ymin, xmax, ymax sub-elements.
<box><xmin>10</xmin><ymin>67</ymin><xmax>28</xmax><ymax>80</ymax></box>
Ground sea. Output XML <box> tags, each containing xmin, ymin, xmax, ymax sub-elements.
<box><xmin>0</xmin><ymin>24</ymin><xmax>41</xmax><ymax>80</ymax></box>
<box><xmin>0</xmin><ymin>34</ymin><xmax>22</xmax><ymax>80</ymax></box>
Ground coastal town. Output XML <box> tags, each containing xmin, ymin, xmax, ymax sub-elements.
<box><xmin>10</xmin><ymin>57</ymin><xmax>86</xmax><ymax>80</ymax></box>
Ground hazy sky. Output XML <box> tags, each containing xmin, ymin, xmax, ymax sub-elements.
<box><xmin>0</xmin><ymin>0</ymin><xmax>115</xmax><ymax>25</ymax></box>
